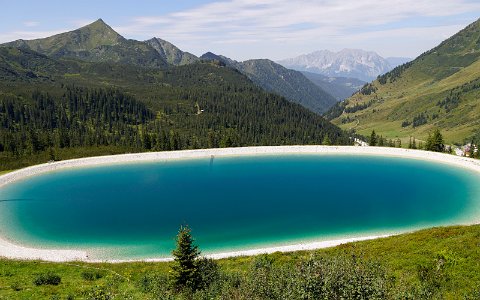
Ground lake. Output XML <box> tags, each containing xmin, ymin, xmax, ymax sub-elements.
<box><xmin>1</xmin><ymin>154</ymin><xmax>479</xmax><ymax>260</ymax></box>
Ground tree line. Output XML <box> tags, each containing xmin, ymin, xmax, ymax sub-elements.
<box><xmin>0</xmin><ymin>84</ymin><xmax>351</xmax><ymax>169</ymax></box>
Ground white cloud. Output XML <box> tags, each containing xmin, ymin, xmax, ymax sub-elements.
<box><xmin>114</xmin><ymin>0</ymin><xmax>480</xmax><ymax>60</ymax></box>
<box><xmin>1</xmin><ymin>1</ymin><xmax>478</xmax><ymax>60</ymax></box>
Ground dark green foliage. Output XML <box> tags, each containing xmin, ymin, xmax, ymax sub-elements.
<box><xmin>322</xmin><ymin>135</ymin><xmax>332</xmax><ymax>145</ymax></box>
<box><xmin>425</xmin><ymin>129</ymin><xmax>445</xmax><ymax>152</ymax></box>
<box><xmin>33</xmin><ymin>272</ymin><xmax>61</xmax><ymax>286</ymax></box>
<box><xmin>412</xmin><ymin>113</ymin><xmax>428</xmax><ymax>128</ymax></box>
<box><xmin>295</xmin><ymin>255</ymin><xmax>387</xmax><ymax>300</ymax></box>
<box><xmin>171</xmin><ymin>225</ymin><xmax>200</xmax><ymax>291</ymax></box>
<box><xmin>0</xmin><ymin>47</ymin><xmax>351</xmax><ymax>170</ymax></box>
<box><xmin>323</xmin><ymin>100</ymin><xmax>347</xmax><ymax>120</ymax></box>
<box><xmin>195</xmin><ymin>254</ymin><xmax>388</xmax><ymax>300</ymax></box>
<box><xmin>402</xmin><ymin>113</ymin><xmax>429</xmax><ymax>128</ymax></box>
<box><xmin>0</xmin><ymin>87</ymin><xmax>154</xmax><ymax>157</ymax></box>
<box><xmin>377</xmin><ymin>61</ymin><xmax>414</xmax><ymax>84</ymax></box>
<box><xmin>344</xmin><ymin>100</ymin><xmax>373</xmax><ymax>113</ymax></box>
<box><xmin>370</xmin><ymin>130</ymin><xmax>377</xmax><ymax>146</ymax></box>
<box><xmin>401</xmin><ymin>120</ymin><xmax>411</xmax><ymax>128</ymax></box>
<box><xmin>81</xmin><ymin>270</ymin><xmax>105</xmax><ymax>281</ymax></box>
<box><xmin>437</xmin><ymin>94</ymin><xmax>461</xmax><ymax>112</ymax></box>
<box><xmin>408</xmin><ymin>137</ymin><xmax>417</xmax><ymax>149</ymax></box>
<box><xmin>464</xmin><ymin>287</ymin><xmax>480</xmax><ymax>299</ymax></box>
<box><xmin>196</xmin><ymin>258</ymin><xmax>220</xmax><ymax>290</ymax></box>
<box><xmin>436</xmin><ymin>78</ymin><xmax>480</xmax><ymax>112</ymax></box>
<box><xmin>359</xmin><ymin>83</ymin><xmax>377</xmax><ymax>95</ymax></box>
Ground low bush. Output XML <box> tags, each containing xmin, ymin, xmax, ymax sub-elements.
<box><xmin>33</xmin><ymin>272</ymin><xmax>61</xmax><ymax>286</ymax></box>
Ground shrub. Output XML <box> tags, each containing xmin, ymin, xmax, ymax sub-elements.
<box><xmin>82</xmin><ymin>270</ymin><xmax>104</xmax><ymax>281</ymax></box>
<box><xmin>33</xmin><ymin>272</ymin><xmax>61</xmax><ymax>286</ymax></box>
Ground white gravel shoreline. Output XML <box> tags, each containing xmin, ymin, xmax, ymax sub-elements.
<box><xmin>1</xmin><ymin>145</ymin><xmax>479</xmax><ymax>262</ymax></box>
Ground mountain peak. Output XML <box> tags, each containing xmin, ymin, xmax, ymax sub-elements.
<box><xmin>0</xmin><ymin>17</ymin><xmax>171</xmax><ymax>68</ymax></box>
<box><xmin>277</xmin><ymin>48</ymin><xmax>392</xmax><ymax>82</ymax></box>
<box><xmin>146</xmin><ymin>37</ymin><xmax>198</xmax><ymax>65</ymax></box>
<box><xmin>77</xmin><ymin>18</ymin><xmax>123</xmax><ymax>42</ymax></box>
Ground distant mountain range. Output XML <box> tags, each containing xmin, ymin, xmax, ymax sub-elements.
<box><xmin>278</xmin><ymin>49</ymin><xmax>411</xmax><ymax>82</ymax></box>
<box><xmin>200</xmin><ymin>52</ymin><xmax>337</xmax><ymax>113</ymax></box>
<box><xmin>300</xmin><ymin>71</ymin><xmax>365</xmax><ymax>101</ymax></box>
<box><xmin>326</xmin><ymin>18</ymin><xmax>480</xmax><ymax>144</ymax></box>
<box><xmin>2</xmin><ymin>19</ymin><xmax>341</xmax><ymax>114</ymax></box>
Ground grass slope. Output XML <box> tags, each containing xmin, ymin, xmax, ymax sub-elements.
<box><xmin>1</xmin><ymin>225</ymin><xmax>479</xmax><ymax>299</ymax></box>
<box><xmin>329</xmin><ymin>18</ymin><xmax>480</xmax><ymax>144</ymax></box>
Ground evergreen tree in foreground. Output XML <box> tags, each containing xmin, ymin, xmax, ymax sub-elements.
<box><xmin>171</xmin><ymin>225</ymin><xmax>200</xmax><ymax>291</ymax></box>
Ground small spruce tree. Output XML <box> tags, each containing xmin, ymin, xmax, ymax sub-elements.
<box><xmin>378</xmin><ymin>135</ymin><xmax>384</xmax><ymax>146</ymax></box>
<box><xmin>171</xmin><ymin>225</ymin><xmax>200</xmax><ymax>291</ymax></box>
<box><xmin>322</xmin><ymin>135</ymin><xmax>332</xmax><ymax>145</ymax></box>
<box><xmin>426</xmin><ymin>129</ymin><xmax>444</xmax><ymax>152</ymax></box>
<box><xmin>369</xmin><ymin>130</ymin><xmax>377</xmax><ymax>146</ymax></box>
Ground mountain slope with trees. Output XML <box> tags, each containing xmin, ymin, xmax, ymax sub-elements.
<box><xmin>327</xmin><ymin>18</ymin><xmax>480</xmax><ymax>144</ymax></box>
<box><xmin>200</xmin><ymin>52</ymin><xmax>338</xmax><ymax>113</ymax></box>
<box><xmin>301</xmin><ymin>71</ymin><xmax>365</xmax><ymax>101</ymax></box>
<box><xmin>0</xmin><ymin>45</ymin><xmax>350</xmax><ymax>171</ymax></box>
<box><xmin>2</xmin><ymin>20</ymin><xmax>342</xmax><ymax>114</ymax></box>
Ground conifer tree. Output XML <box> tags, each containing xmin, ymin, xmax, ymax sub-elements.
<box><xmin>171</xmin><ymin>225</ymin><xmax>200</xmax><ymax>291</ymax></box>
<box><xmin>425</xmin><ymin>129</ymin><xmax>444</xmax><ymax>152</ymax></box>
<box><xmin>369</xmin><ymin>130</ymin><xmax>377</xmax><ymax>146</ymax></box>
<box><xmin>322</xmin><ymin>135</ymin><xmax>332</xmax><ymax>145</ymax></box>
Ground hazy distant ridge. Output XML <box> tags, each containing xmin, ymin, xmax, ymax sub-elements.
<box><xmin>278</xmin><ymin>49</ymin><xmax>411</xmax><ymax>82</ymax></box>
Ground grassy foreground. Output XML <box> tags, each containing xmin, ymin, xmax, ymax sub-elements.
<box><xmin>1</xmin><ymin>225</ymin><xmax>480</xmax><ymax>299</ymax></box>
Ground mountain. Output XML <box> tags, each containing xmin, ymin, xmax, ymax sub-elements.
<box><xmin>278</xmin><ymin>49</ymin><xmax>394</xmax><ymax>82</ymax></box>
<box><xmin>301</xmin><ymin>71</ymin><xmax>365</xmax><ymax>101</ymax></box>
<box><xmin>146</xmin><ymin>37</ymin><xmax>198</xmax><ymax>66</ymax></box>
<box><xmin>0</xmin><ymin>44</ymin><xmax>350</xmax><ymax>170</ymax></box>
<box><xmin>326</xmin><ymin>18</ymin><xmax>480</xmax><ymax>144</ymax></box>
<box><xmin>200</xmin><ymin>53</ymin><xmax>337</xmax><ymax>113</ymax></box>
<box><xmin>1</xmin><ymin>19</ymin><xmax>339</xmax><ymax>115</ymax></box>
<box><xmin>3</xmin><ymin>19</ymin><xmax>168</xmax><ymax>68</ymax></box>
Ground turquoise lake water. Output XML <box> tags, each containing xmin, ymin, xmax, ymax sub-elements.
<box><xmin>1</xmin><ymin>154</ymin><xmax>480</xmax><ymax>260</ymax></box>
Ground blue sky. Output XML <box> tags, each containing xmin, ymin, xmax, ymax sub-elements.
<box><xmin>2</xmin><ymin>0</ymin><xmax>480</xmax><ymax>61</ymax></box>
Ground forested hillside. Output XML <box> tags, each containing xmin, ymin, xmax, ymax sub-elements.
<box><xmin>0</xmin><ymin>46</ymin><xmax>350</xmax><ymax>171</ymax></box>
<box><xmin>200</xmin><ymin>52</ymin><xmax>338</xmax><ymax>113</ymax></box>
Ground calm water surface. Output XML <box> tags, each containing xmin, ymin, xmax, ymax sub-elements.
<box><xmin>1</xmin><ymin>154</ymin><xmax>479</xmax><ymax>259</ymax></box>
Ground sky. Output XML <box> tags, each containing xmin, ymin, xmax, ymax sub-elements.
<box><xmin>1</xmin><ymin>0</ymin><xmax>480</xmax><ymax>61</ymax></box>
